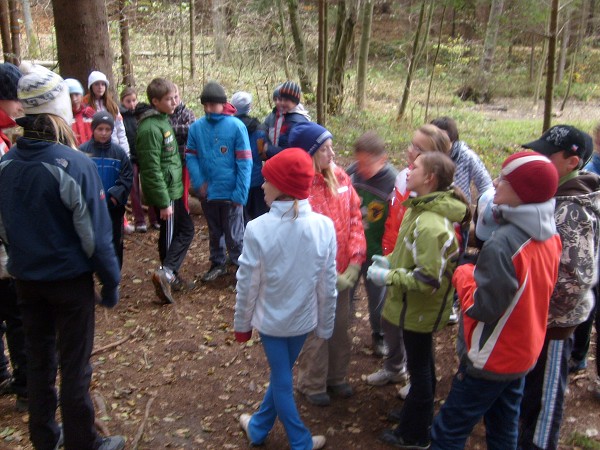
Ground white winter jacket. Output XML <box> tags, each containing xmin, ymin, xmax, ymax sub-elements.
<box><xmin>234</xmin><ymin>199</ymin><xmax>338</xmax><ymax>338</ymax></box>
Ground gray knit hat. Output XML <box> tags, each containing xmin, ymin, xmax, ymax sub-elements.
<box><xmin>91</xmin><ymin>111</ymin><xmax>114</xmax><ymax>131</ymax></box>
<box><xmin>200</xmin><ymin>81</ymin><xmax>227</xmax><ymax>104</ymax></box>
<box><xmin>0</xmin><ymin>63</ymin><xmax>22</xmax><ymax>101</ymax></box>
<box><xmin>231</xmin><ymin>91</ymin><xmax>252</xmax><ymax>116</ymax></box>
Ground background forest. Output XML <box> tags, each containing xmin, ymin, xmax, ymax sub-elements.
<box><xmin>3</xmin><ymin>0</ymin><xmax>600</xmax><ymax>173</ymax></box>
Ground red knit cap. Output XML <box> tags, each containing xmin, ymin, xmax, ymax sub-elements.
<box><xmin>501</xmin><ymin>151</ymin><xmax>558</xmax><ymax>204</ymax></box>
<box><xmin>262</xmin><ymin>148</ymin><xmax>315</xmax><ymax>200</ymax></box>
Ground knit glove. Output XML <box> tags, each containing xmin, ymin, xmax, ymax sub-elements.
<box><xmin>100</xmin><ymin>284</ymin><xmax>119</xmax><ymax>308</ymax></box>
<box><xmin>336</xmin><ymin>264</ymin><xmax>361</xmax><ymax>292</ymax></box>
<box><xmin>367</xmin><ymin>265</ymin><xmax>390</xmax><ymax>287</ymax></box>
<box><xmin>235</xmin><ymin>331</ymin><xmax>252</xmax><ymax>343</ymax></box>
<box><xmin>371</xmin><ymin>254</ymin><xmax>390</xmax><ymax>270</ymax></box>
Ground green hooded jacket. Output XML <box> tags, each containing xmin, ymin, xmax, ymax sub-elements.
<box><xmin>136</xmin><ymin>107</ymin><xmax>183</xmax><ymax>208</ymax></box>
<box><xmin>381</xmin><ymin>190</ymin><xmax>467</xmax><ymax>333</ymax></box>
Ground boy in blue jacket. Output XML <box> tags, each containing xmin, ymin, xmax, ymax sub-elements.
<box><xmin>186</xmin><ymin>81</ymin><xmax>252</xmax><ymax>282</ymax></box>
<box><xmin>80</xmin><ymin>111</ymin><xmax>133</xmax><ymax>268</ymax></box>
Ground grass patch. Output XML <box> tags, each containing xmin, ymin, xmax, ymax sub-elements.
<box><xmin>564</xmin><ymin>432</ymin><xmax>600</xmax><ymax>450</ymax></box>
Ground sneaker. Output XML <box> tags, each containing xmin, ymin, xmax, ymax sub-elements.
<box><xmin>568</xmin><ymin>357</ymin><xmax>587</xmax><ymax>373</ymax></box>
<box><xmin>305</xmin><ymin>392</ymin><xmax>330</xmax><ymax>406</ymax></box>
<box><xmin>135</xmin><ymin>223</ymin><xmax>147</xmax><ymax>233</ymax></box>
<box><xmin>378</xmin><ymin>428</ymin><xmax>430</xmax><ymax>449</ymax></box>
<box><xmin>124</xmin><ymin>223</ymin><xmax>135</xmax><ymax>235</ymax></box>
<box><xmin>448</xmin><ymin>305</ymin><xmax>459</xmax><ymax>325</ymax></box>
<box><xmin>97</xmin><ymin>435</ymin><xmax>126</xmax><ymax>450</ymax></box>
<box><xmin>366</xmin><ymin>368</ymin><xmax>408</xmax><ymax>386</ymax></box>
<box><xmin>151</xmin><ymin>223</ymin><xmax>161</xmax><ymax>230</ymax></box>
<box><xmin>152</xmin><ymin>268</ymin><xmax>174</xmax><ymax>304</ymax></box>
<box><xmin>372</xmin><ymin>335</ymin><xmax>389</xmax><ymax>357</ymax></box>
<box><xmin>387</xmin><ymin>408</ymin><xmax>402</xmax><ymax>423</ymax></box>
<box><xmin>398</xmin><ymin>382</ymin><xmax>411</xmax><ymax>400</ymax></box>
<box><xmin>312</xmin><ymin>435</ymin><xmax>326</xmax><ymax>449</ymax></box>
<box><xmin>239</xmin><ymin>413</ymin><xmax>252</xmax><ymax>442</ymax></box>
<box><xmin>201</xmin><ymin>264</ymin><xmax>227</xmax><ymax>282</ymax></box>
<box><xmin>327</xmin><ymin>383</ymin><xmax>353</xmax><ymax>398</ymax></box>
<box><xmin>171</xmin><ymin>275</ymin><xmax>195</xmax><ymax>292</ymax></box>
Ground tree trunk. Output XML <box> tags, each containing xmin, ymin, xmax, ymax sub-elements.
<box><xmin>190</xmin><ymin>0</ymin><xmax>195</xmax><ymax>78</ymax></box>
<box><xmin>425</xmin><ymin>3</ymin><xmax>446</xmax><ymax>122</ymax></box>
<box><xmin>119</xmin><ymin>0</ymin><xmax>134</xmax><ymax>87</ymax></box>
<box><xmin>355</xmin><ymin>0</ymin><xmax>373</xmax><ymax>110</ymax></box>
<box><xmin>0</xmin><ymin>0</ymin><xmax>13</xmax><ymax>63</ymax></box>
<box><xmin>329</xmin><ymin>0</ymin><xmax>345</xmax><ymax>72</ymax></box>
<box><xmin>327</xmin><ymin>0</ymin><xmax>360</xmax><ymax>115</ymax></box>
<box><xmin>317</xmin><ymin>0</ymin><xmax>327</xmax><ymax>124</ymax></box>
<box><xmin>51</xmin><ymin>0</ymin><xmax>114</xmax><ymax>95</ymax></box>
<box><xmin>478</xmin><ymin>0</ymin><xmax>504</xmax><ymax>99</ymax></box>
<box><xmin>543</xmin><ymin>0</ymin><xmax>559</xmax><ymax>132</ymax></box>
<box><xmin>21</xmin><ymin>0</ymin><xmax>40</xmax><ymax>59</ymax></box>
<box><xmin>213</xmin><ymin>0</ymin><xmax>227</xmax><ymax>60</ymax></box>
<box><xmin>397</xmin><ymin>0</ymin><xmax>426</xmax><ymax>121</ymax></box>
<box><xmin>8</xmin><ymin>0</ymin><xmax>20</xmax><ymax>65</ymax></box>
<box><xmin>276</xmin><ymin>0</ymin><xmax>292</xmax><ymax>80</ymax></box>
<box><xmin>561</xmin><ymin>0</ymin><xmax>586</xmax><ymax>111</ymax></box>
<box><xmin>587</xmin><ymin>0</ymin><xmax>596</xmax><ymax>35</ymax></box>
<box><xmin>286</xmin><ymin>0</ymin><xmax>312</xmax><ymax>93</ymax></box>
<box><xmin>556</xmin><ymin>7</ymin><xmax>571</xmax><ymax>85</ymax></box>
<box><xmin>529</xmin><ymin>33</ymin><xmax>535</xmax><ymax>82</ymax></box>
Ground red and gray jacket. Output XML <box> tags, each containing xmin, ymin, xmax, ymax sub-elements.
<box><xmin>453</xmin><ymin>200</ymin><xmax>561</xmax><ymax>380</ymax></box>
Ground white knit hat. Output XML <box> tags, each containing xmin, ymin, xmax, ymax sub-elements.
<box><xmin>64</xmin><ymin>78</ymin><xmax>84</xmax><ymax>96</ymax></box>
<box><xmin>17</xmin><ymin>61</ymin><xmax>73</xmax><ymax>125</ymax></box>
<box><xmin>88</xmin><ymin>70</ymin><xmax>109</xmax><ymax>89</ymax></box>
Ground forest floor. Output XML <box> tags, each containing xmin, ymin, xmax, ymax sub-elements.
<box><xmin>1</xmin><ymin>99</ymin><xmax>600</xmax><ymax>450</ymax></box>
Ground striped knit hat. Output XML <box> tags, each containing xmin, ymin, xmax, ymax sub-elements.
<box><xmin>279</xmin><ymin>81</ymin><xmax>301</xmax><ymax>105</ymax></box>
<box><xmin>501</xmin><ymin>151</ymin><xmax>558</xmax><ymax>204</ymax></box>
<box><xmin>17</xmin><ymin>62</ymin><xmax>73</xmax><ymax>124</ymax></box>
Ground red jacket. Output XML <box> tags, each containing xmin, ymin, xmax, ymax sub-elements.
<box><xmin>0</xmin><ymin>109</ymin><xmax>16</xmax><ymax>156</ymax></box>
<box><xmin>382</xmin><ymin>168</ymin><xmax>410</xmax><ymax>255</ymax></box>
<box><xmin>72</xmin><ymin>105</ymin><xmax>95</xmax><ymax>146</ymax></box>
<box><xmin>453</xmin><ymin>203</ymin><xmax>561</xmax><ymax>379</ymax></box>
<box><xmin>308</xmin><ymin>165</ymin><xmax>366</xmax><ymax>273</ymax></box>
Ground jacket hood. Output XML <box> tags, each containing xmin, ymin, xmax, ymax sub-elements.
<box><xmin>239</xmin><ymin>115</ymin><xmax>260</xmax><ymax>134</ymax></box>
<box><xmin>556</xmin><ymin>171</ymin><xmax>600</xmax><ymax>219</ymax></box>
<box><xmin>404</xmin><ymin>190</ymin><xmax>467</xmax><ymax>224</ymax></box>
<box><xmin>135</xmin><ymin>103</ymin><xmax>161</xmax><ymax>122</ymax></box>
<box><xmin>495</xmin><ymin>199</ymin><xmax>557</xmax><ymax>241</ymax></box>
<box><xmin>288</xmin><ymin>103</ymin><xmax>311</xmax><ymax>121</ymax></box>
<box><xmin>119</xmin><ymin>104</ymin><xmax>134</xmax><ymax>117</ymax></box>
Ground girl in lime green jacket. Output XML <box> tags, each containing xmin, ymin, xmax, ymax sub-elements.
<box><xmin>367</xmin><ymin>151</ymin><xmax>470</xmax><ymax>448</ymax></box>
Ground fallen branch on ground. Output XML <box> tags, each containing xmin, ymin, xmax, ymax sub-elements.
<box><xmin>91</xmin><ymin>326</ymin><xmax>141</xmax><ymax>356</ymax></box>
<box><xmin>131</xmin><ymin>395</ymin><xmax>156</xmax><ymax>450</ymax></box>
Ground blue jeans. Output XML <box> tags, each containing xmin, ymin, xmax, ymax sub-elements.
<box><xmin>431</xmin><ymin>364</ymin><xmax>524</xmax><ymax>450</ymax></box>
<box><xmin>248</xmin><ymin>333</ymin><xmax>312</xmax><ymax>450</ymax></box>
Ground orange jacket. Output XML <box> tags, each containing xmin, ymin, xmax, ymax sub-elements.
<box><xmin>308</xmin><ymin>165</ymin><xmax>366</xmax><ymax>273</ymax></box>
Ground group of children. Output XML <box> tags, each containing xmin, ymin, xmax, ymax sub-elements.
<box><xmin>0</xmin><ymin>59</ymin><xmax>599</xmax><ymax>450</ymax></box>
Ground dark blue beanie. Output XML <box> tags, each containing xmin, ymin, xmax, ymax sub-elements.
<box><xmin>0</xmin><ymin>63</ymin><xmax>22</xmax><ymax>101</ymax></box>
<box><xmin>288</xmin><ymin>122</ymin><xmax>333</xmax><ymax>156</ymax></box>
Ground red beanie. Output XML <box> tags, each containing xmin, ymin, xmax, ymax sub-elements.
<box><xmin>501</xmin><ymin>151</ymin><xmax>558</xmax><ymax>204</ymax></box>
<box><xmin>262</xmin><ymin>148</ymin><xmax>315</xmax><ymax>200</ymax></box>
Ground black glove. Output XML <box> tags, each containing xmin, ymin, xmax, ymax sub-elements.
<box><xmin>100</xmin><ymin>284</ymin><xmax>119</xmax><ymax>308</ymax></box>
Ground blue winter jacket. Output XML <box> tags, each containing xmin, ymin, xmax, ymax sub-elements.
<box><xmin>0</xmin><ymin>137</ymin><xmax>120</xmax><ymax>287</ymax></box>
<box><xmin>186</xmin><ymin>113</ymin><xmax>252</xmax><ymax>205</ymax></box>
<box><xmin>80</xmin><ymin>139</ymin><xmax>133</xmax><ymax>207</ymax></box>
<box><xmin>584</xmin><ymin>153</ymin><xmax>600</xmax><ymax>176</ymax></box>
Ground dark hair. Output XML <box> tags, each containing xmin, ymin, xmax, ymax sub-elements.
<box><xmin>146</xmin><ymin>78</ymin><xmax>175</xmax><ymax>103</ymax></box>
<box><xmin>431</xmin><ymin>116</ymin><xmax>459</xmax><ymax>143</ymax></box>
<box><xmin>354</xmin><ymin>131</ymin><xmax>386</xmax><ymax>156</ymax></box>
<box><xmin>418</xmin><ymin>151</ymin><xmax>472</xmax><ymax>231</ymax></box>
<box><xmin>120</xmin><ymin>86</ymin><xmax>137</xmax><ymax>102</ymax></box>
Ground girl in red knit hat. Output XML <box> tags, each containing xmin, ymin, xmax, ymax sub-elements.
<box><xmin>234</xmin><ymin>147</ymin><xmax>337</xmax><ymax>450</ymax></box>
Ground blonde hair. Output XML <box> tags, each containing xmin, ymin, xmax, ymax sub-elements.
<box><xmin>29</xmin><ymin>114</ymin><xmax>77</xmax><ymax>149</ymax></box>
<box><xmin>418</xmin><ymin>152</ymin><xmax>472</xmax><ymax>230</ymax></box>
<box><xmin>416</xmin><ymin>124</ymin><xmax>452</xmax><ymax>154</ymax></box>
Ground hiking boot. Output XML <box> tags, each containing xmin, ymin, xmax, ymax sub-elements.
<box><xmin>135</xmin><ymin>223</ymin><xmax>147</xmax><ymax>233</ymax></box>
<box><xmin>201</xmin><ymin>264</ymin><xmax>227</xmax><ymax>282</ymax></box>
<box><xmin>171</xmin><ymin>275</ymin><xmax>195</xmax><ymax>292</ymax></box>
<box><xmin>304</xmin><ymin>392</ymin><xmax>330</xmax><ymax>406</ymax></box>
<box><xmin>97</xmin><ymin>435</ymin><xmax>126</xmax><ymax>450</ymax></box>
<box><xmin>152</xmin><ymin>268</ymin><xmax>174</xmax><ymax>304</ymax></box>
<box><xmin>312</xmin><ymin>435</ymin><xmax>326</xmax><ymax>449</ymax></box>
<box><xmin>568</xmin><ymin>357</ymin><xmax>587</xmax><ymax>373</ymax></box>
<box><xmin>328</xmin><ymin>383</ymin><xmax>353</xmax><ymax>398</ymax></box>
<box><xmin>398</xmin><ymin>382</ymin><xmax>411</xmax><ymax>400</ymax></box>
<box><xmin>366</xmin><ymin>368</ymin><xmax>408</xmax><ymax>386</ymax></box>
<box><xmin>378</xmin><ymin>428</ymin><xmax>430</xmax><ymax>449</ymax></box>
